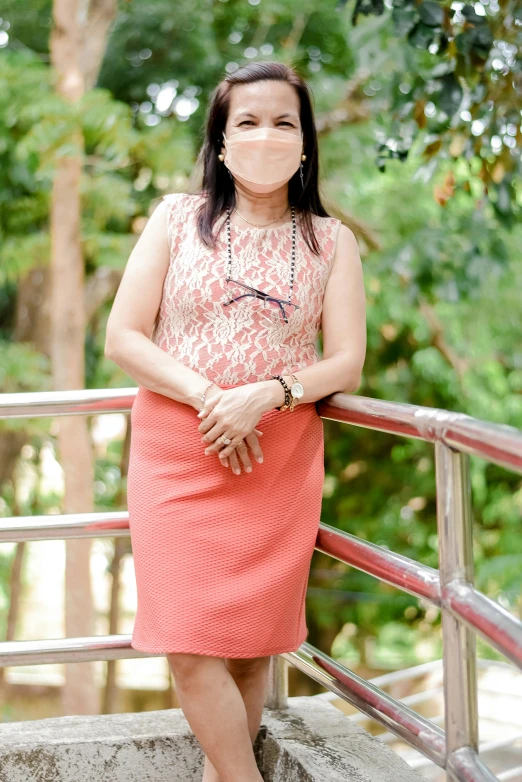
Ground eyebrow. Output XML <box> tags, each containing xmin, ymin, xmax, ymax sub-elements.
<box><xmin>235</xmin><ymin>112</ymin><xmax>298</xmax><ymax>120</ymax></box>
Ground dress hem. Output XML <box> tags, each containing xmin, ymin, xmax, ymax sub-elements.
<box><xmin>130</xmin><ymin>632</ymin><xmax>308</xmax><ymax>658</ymax></box>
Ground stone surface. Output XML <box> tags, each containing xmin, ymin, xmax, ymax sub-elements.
<box><xmin>0</xmin><ymin>695</ymin><xmax>425</xmax><ymax>781</ymax></box>
<box><xmin>262</xmin><ymin>697</ymin><xmax>425</xmax><ymax>782</ymax></box>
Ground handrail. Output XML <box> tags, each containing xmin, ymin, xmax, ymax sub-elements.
<box><xmin>1</xmin><ymin>387</ymin><xmax>521</xmax><ymax>473</ymax></box>
<box><xmin>317</xmin><ymin>393</ymin><xmax>522</xmax><ymax>474</ymax></box>
<box><xmin>1</xmin><ymin>387</ymin><xmax>521</xmax><ymax>782</ymax></box>
<box><xmin>2</xmin><ymin>512</ymin><xmax>521</xmax><ymax>669</ymax></box>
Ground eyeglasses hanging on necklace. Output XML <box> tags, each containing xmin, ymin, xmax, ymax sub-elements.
<box><xmin>220</xmin><ymin>204</ymin><xmax>300</xmax><ymax>325</ymax></box>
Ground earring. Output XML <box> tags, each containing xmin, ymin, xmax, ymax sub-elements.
<box><xmin>299</xmin><ymin>161</ymin><xmax>305</xmax><ymax>189</ymax></box>
<box><xmin>218</xmin><ymin>153</ymin><xmax>224</xmax><ymax>161</ymax></box>
<box><xmin>301</xmin><ymin>153</ymin><xmax>306</xmax><ymax>161</ymax></box>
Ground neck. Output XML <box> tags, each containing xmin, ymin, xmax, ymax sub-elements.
<box><xmin>232</xmin><ymin>184</ymin><xmax>290</xmax><ymax>226</ymax></box>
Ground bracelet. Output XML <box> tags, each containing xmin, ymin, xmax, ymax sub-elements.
<box><xmin>199</xmin><ymin>380</ymin><xmax>215</xmax><ymax>413</ymax></box>
<box><xmin>271</xmin><ymin>374</ymin><xmax>291</xmax><ymax>411</ymax></box>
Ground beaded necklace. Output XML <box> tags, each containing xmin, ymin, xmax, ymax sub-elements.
<box><xmin>224</xmin><ymin>203</ymin><xmax>297</xmax><ymax>305</ymax></box>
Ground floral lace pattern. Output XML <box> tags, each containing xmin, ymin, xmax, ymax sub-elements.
<box><xmin>151</xmin><ymin>192</ymin><xmax>342</xmax><ymax>384</ymax></box>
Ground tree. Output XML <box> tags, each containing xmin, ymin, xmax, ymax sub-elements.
<box><xmin>50</xmin><ymin>0</ymin><xmax>117</xmax><ymax>716</ymax></box>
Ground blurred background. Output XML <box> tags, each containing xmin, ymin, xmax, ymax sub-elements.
<box><xmin>0</xmin><ymin>0</ymin><xmax>521</xmax><ymax>774</ymax></box>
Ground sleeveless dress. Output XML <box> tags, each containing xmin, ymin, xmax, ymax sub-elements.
<box><xmin>127</xmin><ymin>192</ymin><xmax>342</xmax><ymax>657</ymax></box>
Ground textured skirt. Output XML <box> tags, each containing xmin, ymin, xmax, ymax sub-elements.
<box><xmin>127</xmin><ymin>383</ymin><xmax>325</xmax><ymax>657</ymax></box>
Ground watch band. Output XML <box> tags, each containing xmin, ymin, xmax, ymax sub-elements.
<box><xmin>289</xmin><ymin>373</ymin><xmax>301</xmax><ymax>412</ymax></box>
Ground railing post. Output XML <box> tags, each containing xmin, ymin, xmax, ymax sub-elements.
<box><xmin>265</xmin><ymin>654</ymin><xmax>288</xmax><ymax>709</ymax></box>
<box><xmin>435</xmin><ymin>443</ymin><xmax>479</xmax><ymax>781</ymax></box>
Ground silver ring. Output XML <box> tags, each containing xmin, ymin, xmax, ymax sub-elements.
<box><xmin>220</xmin><ymin>435</ymin><xmax>232</xmax><ymax>445</ymax></box>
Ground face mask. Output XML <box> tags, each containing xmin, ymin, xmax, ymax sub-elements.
<box><xmin>222</xmin><ymin>126</ymin><xmax>304</xmax><ymax>193</ymax></box>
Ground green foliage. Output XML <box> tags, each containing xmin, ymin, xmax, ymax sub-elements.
<box><xmin>341</xmin><ymin>0</ymin><xmax>522</xmax><ymax>222</ymax></box>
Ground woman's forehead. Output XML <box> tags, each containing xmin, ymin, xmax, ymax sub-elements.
<box><xmin>228</xmin><ymin>81</ymin><xmax>300</xmax><ymax>114</ymax></box>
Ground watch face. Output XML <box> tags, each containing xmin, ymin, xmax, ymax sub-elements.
<box><xmin>291</xmin><ymin>382</ymin><xmax>304</xmax><ymax>398</ymax></box>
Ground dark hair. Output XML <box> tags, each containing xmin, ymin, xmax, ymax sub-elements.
<box><xmin>187</xmin><ymin>60</ymin><xmax>333</xmax><ymax>256</ymax></box>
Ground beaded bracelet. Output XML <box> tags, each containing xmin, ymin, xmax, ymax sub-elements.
<box><xmin>199</xmin><ymin>380</ymin><xmax>215</xmax><ymax>413</ymax></box>
<box><xmin>271</xmin><ymin>374</ymin><xmax>291</xmax><ymax>411</ymax></box>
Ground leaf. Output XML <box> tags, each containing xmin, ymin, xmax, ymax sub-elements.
<box><xmin>352</xmin><ymin>0</ymin><xmax>385</xmax><ymax>26</ymax></box>
<box><xmin>392</xmin><ymin>6</ymin><xmax>417</xmax><ymax>36</ymax></box>
<box><xmin>407</xmin><ymin>21</ymin><xmax>436</xmax><ymax>49</ymax></box>
<box><xmin>437</xmin><ymin>73</ymin><xmax>463</xmax><ymax>118</ymax></box>
<box><xmin>418</xmin><ymin>1</ymin><xmax>444</xmax><ymax>28</ymax></box>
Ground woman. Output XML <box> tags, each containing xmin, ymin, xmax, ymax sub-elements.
<box><xmin>105</xmin><ymin>60</ymin><xmax>366</xmax><ymax>782</ymax></box>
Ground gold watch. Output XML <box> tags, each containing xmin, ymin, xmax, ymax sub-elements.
<box><xmin>288</xmin><ymin>373</ymin><xmax>304</xmax><ymax>411</ymax></box>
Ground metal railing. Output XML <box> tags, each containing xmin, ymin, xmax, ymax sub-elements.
<box><xmin>1</xmin><ymin>388</ymin><xmax>521</xmax><ymax>782</ymax></box>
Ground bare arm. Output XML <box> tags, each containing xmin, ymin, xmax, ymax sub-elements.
<box><xmin>258</xmin><ymin>222</ymin><xmax>367</xmax><ymax>410</ymax></box>
<box><xmin>104</xmin><ymin>199</ymin><xmax>215</xmax><ymax>411</ymax></box>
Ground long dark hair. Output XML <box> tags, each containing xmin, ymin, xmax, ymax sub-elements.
<box><xmin>188</xmin><ymin>60</ymin><xmax>333</xmax><ymax>256</ymax></box>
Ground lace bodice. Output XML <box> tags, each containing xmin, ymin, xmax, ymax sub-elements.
<box><xmin>151</xmin><ymin>192</ymin><xmax>342</xmax><ymax>385</ymax></box>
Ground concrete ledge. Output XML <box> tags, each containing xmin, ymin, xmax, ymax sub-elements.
<box><xmin>0</xmin><ymin>696</ymin><xmax>425</xmax><ymax>781</ymax></box>
<box><xmin>261</xmin><ymin>697</ymin><xmax>424</xmax><ymax>781</ymax></box>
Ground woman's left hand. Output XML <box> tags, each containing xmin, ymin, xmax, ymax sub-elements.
<box><xmin>197</xmin><ymin>384</ymin><xmax>266</xmax><ymax>459</ymax></box>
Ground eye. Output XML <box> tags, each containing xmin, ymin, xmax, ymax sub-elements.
<box><xmin>238</xmin><ymin>121</ymin><xmax>294</xmax><ymax>127</ymax></box>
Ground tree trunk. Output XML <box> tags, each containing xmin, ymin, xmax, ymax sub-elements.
<box><xmin>49</xmin><ymin>0</ymin><xmax>117</xmax><ymax>716</ymax></box>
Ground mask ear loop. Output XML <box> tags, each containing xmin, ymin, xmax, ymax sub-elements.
<box><xmin>221</xmin><ymin>131</ymin><xmax>234</xmax><ymax>180</ymax></box>
<box><xmin>299</xmin><ymin>132</ymin><xmax>305</xmax><ymax>189</ymax></box>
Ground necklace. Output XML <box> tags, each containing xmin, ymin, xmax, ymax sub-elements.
<box><xmin>225</xmin><ymin>203</ymin><xmax>297</xmax><ymax>304</ymax></box>
<box><xmin>233</xmin><ymin>205</ymin><xmax>289</xmax><ymax>229</ymax></box>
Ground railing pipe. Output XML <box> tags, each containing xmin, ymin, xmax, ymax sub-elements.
<box><xmin>1</xmin><ymin>513</ymin><xmax>521</xmax><ymax>668</ymax></box>
<box><xmin>1</xmin><ymin>387</ymin><xmax>521</xmax><ymax>782</ymax></box>
<box><xmin>0</xmin><ymin>635</ymin><xmax>153</xmax><ymax>667</ymax></box>
<box><xmin>315</xmin><ymin>523</ymin><xmax>441</xmax><ymax>603</ymax></box>
<box><xmin>497</xmin><ymin>766</ymin><xmax>522</xmax><ymax>781</ymax></box>
<box><xmin>447</xmin><ymin>746</ymin><xmax>499</xmax><ymax>782</ymax></box>
<box><xmin>1</xmin><ymin>388</ymin><xmax>521</xmax><ymax>475</ymax></box>
<box><xmin>266</xmin><ymin>655</ymin><xmax>288</xmax><ymax>709</ymax></box>
<box><xmin>284</xmin><ymin>642</ymin><xmax>447</xmax><ymax>767</ymax></box>
<box><xmin>317</xmin><ymin>395</ymin><xmax>522</xmax><ymax>475</ymax></box>
<box><xmin>444</xmin><ymin>581</ymin><xmax>522</xmax><ymax>670</ymax></box>
<box><xmin>0</xmin><ymin>511</ymin><xmax>130</xmax><ymax>542</ymax></box>
<box><xmin>436</xmin><ymin>444</ymin><xmax>479</xmax><ymax>780</ymax></box>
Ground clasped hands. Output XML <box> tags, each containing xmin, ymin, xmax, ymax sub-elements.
<box><xmin>197</xmin><ymin>384</ymin><xmax>265</xmax><ymax>475</ymax></box>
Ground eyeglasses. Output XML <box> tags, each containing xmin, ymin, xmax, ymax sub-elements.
<box><xmin>221</xmin><ymin>278</ymin><xmax>300</xmax><ymax>324</ymax></box>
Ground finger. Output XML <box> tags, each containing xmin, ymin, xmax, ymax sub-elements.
<box><xmin>217</xmin><ymin>450</ymin><xmax>230</xmax><ymax>468</ymax></box>
<box><xmin>233</xmin><ymin>440</ymin><xmax>253</xmax><ymax>473</ymax></box>
<box><xmin>197</xmin><ymin>388</ymin><xmax>221</xmax><ymax>420</ymax></box>
<box><xmin>197</xmin><ymin>399</ymin><xmax>221</xmax><ymax>431</ymax></box>
<box><xmin>198</xmin><ymin>411</ymin><xmax>217</xmax><ymax>433</ymax></box>
<box><xmin>213</xmin><ymin>433</ymin><xmax>249</xmax><ymax>459</ymax></box>
<box><xmin>204</xmin><ymin>432</ymin><xmax>242</xmax><ymax>456</ymax></box>
<box><xmin>244</xmin><ymin>431</ymin><xmax>264</xmax><ymax>464</ymax></box>
<box><xmin>227</xmin><ymin>449</ymin><xmax>242</xmax><ymax>475</ymax></box>
<box><xmin>201</xmin><ymin>423</ymin><xmax>229</xmax><ymax>449</ymax></box>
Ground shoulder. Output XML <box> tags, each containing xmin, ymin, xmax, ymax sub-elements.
<box><xmin>159</xmin><ymin>192</ymin><xmax>204</xmax><ymax>223</ymax></box>
<box><xmin>310</xmin><ymin>213</ymin><xmax>343</xmax><ymax>238</ymax></box>
<box><xmin>309</xmin><ymin>214</ymin><xmax>344</xmax><ymax>261</ymax></box>
<box><xmin>329</xmin><ymin>222</ymin><xmax>362</xmax><ymax>277</ymax></box>
<box><xmin>161</xmin><ymin>191</ymin><xmax>193</xmax><ymax>210</ymax></box>
<box><xmin>161</xmin><ymin>191</ymin><xmax>202</xmax><ymax>204</ymax></box>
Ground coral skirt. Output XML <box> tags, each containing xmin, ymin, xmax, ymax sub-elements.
<box><xmin>127</xmin><ymin>383</ymin><xmax>325</xmax><ymax>658</ymax></box>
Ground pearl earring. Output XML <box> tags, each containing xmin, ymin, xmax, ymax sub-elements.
<box><xmin>301</xmin><ymin>153</ymin><xmax>306</xmax><ymax>161</ymax></box>
<box><xmin>218</xmin><ymin>153</ymin><xmax>224</xmax><ymax>161</ymax></box>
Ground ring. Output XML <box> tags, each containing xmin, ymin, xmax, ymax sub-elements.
<box><xmin>220</xmin><ymin>435</ymin><xmax>232</xmax><ymax>445</ymax></box>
